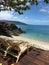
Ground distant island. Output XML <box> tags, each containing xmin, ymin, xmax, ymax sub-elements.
<box><xmin>0</xmin><ymin>20</ymin><xmax>26</xmax><ymax>37</ymax></box>
<box><xmin>0</xmin><ymin>20</ymin><xmax>27</xmax><ymax>25</ymax></box>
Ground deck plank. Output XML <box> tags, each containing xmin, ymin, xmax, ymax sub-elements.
<box><xmin>17</xmin><ymin>47</ymin><xmax>49</xmax><ymax>65</ymax></box>
<box><xmin>0</xmin><ymin>47</ymin><xmax>49</xmax><ymax>65</ymax></box>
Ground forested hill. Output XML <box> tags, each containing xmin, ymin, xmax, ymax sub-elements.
<box><xmin>0</xmin><ymin>20</ymin><xmax>27</xmax><ymax>25</ymax></box>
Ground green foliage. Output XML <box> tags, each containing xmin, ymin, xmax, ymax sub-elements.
<box><xmin>44</xmin><ymin>0</ymin><xmax>49</xmax><ymax>3</ymax></box>
<box><xmin>0</xmin><ymin>0</ymin><xmax>49</xmax><ymax>14</ymax></box>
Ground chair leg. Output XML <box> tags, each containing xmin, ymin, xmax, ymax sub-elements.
<box><xmin>27</xmin><ymin>48</ymin><xmax>29</xmax><ymax>54</ymax></box>
<box><xmin>4</xmin><ymin>51</ymin><xmax>7</xmax><ymax>57</ymax></box>
<box><xmin>16</xmin><ymin>52</ymin><xmax>21</xmax><ymax>63</ymax></box>
<box><xmin>4</xmin><ymin>46</ymin><xmax>11</xmax><ymax>57</ymax></box>
<box><xmin>27</xmin><ymin>45</ymin><xmax>30</xmax><ymax>54</ymax></box>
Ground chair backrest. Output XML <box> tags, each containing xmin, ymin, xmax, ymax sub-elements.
<box><xmin>0</xmin><ymin>38</ymin><xmax>21</xmax><ymax>52</ymax></box>
<box><xmin>0</xmin><ymin>38</ymin><xmax>10</xmax><ymax>50</ymax></box>
<box><xmin>6</xmin><ymin>40</ymin><xmax>21</xmax><ymax>52</ymax></box>
<box><xmin>0</xmin><ymin>38</ymin><xmax>9</xmax><ymax>47</ymax></box>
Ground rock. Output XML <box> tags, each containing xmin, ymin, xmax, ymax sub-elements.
<box><xmin>0</xmin><ymin>25</ymin><xmax>12</xmax><ymax>37</ymax></box>
<box><xmin>18</xmin><ymin>28</ymin><xmax>26</xmax><ymax>33</ymax></box>
<box><xmin>0</xmin><ymin>22</ymin><xmax>25</xmax><ymax>37</ymax></box>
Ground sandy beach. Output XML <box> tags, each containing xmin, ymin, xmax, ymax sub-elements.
<box><xmin>0</xmin><ymin>35</ymin><xmax>49</xmax><ymax>50</ymax></box>
<box><xmin>12</xmin><ymin>35</ymin><xmax>49</xmax><ymax>50</ymax></box>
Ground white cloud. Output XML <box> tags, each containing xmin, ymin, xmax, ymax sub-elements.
<box><xmin>0</xmin><ymin>11</ymin><xmax>29</xmax><ymax>24</ymax></box>
<box><xmin>0</xmin><ymin>11</ymin><xmax>19</xmax><ymax>21</ymax></box>
<box><xmin>25</xmin><ymin>16</ymin><xmax>28</xmax><ymax>19</ymax></box>
<box><xmin>20</xmin><ymin>0</ymin><xmax>23</xmax><ymax>1</ymax></box>
<box><xmin>39</xmin><ymin>1</ymin><xmax>49</xmax><ymax>14</ymax></box>
<box><xmin>40</xmin><ymin>8</ymin><xmax>49</xmax><ymax>14</ymax></box>
<box><xmin>44</xmin><ymin>6</ymin><xmax>49</xmax><ymax>9</ymax></box>
<box><xmin>26</xmin><ymin>2</ymin><xmax>30</xmax><ymax>5</ymax></box>
<box><xmin>0</xmin><ymin>11</ymin><xmax>13</xmax><ymax>20</ymax></box>
<box><xmin>0</xmin><ymin>11</ymin><xmax>26</xmax><ymax>21</ymax></box>
<box><xmin>40</xmin><ymin>9</ymin><xmax>47</xmax><ymax>12</ymax></box>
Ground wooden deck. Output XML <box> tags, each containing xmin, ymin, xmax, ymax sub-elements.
<box><xmin>0</xmin><ymin>47</ymin><xmax>49</xmax><ymax>65</ymax></box>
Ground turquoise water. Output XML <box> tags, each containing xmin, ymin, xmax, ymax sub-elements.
<box><xmin>17</xmin><ymin>25</ymin><xmax>49</xmax><ymax>42</ymax></box>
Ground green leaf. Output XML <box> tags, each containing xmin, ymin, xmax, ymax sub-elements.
<box><xmin>44</xmin><ymin>0</ymin><xmax>49</xmax><ymax>3</ymax></box>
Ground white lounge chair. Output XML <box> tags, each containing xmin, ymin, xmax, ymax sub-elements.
<box><xmin>0</xmin><ymin>38</ymin><xmax>31</xmax><ymax>63</ymax></box>
<box><xmin>6</xmin><ymin>40</ymin><xmax>31</xmax><ymax>63</ymax></box>
<box><xmin>0</xmin><ymin>38</ymin><xmax>11</xmax><ymax>52</ymax></box>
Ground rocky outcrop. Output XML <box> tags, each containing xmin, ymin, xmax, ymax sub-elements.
<box><xmin>0</xmin><ymin>22</ymin><xmax>25</xmax><ymax>37</ymax></box>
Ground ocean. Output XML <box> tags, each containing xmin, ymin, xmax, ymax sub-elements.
<box><xmin>17</xmin><ymin>25</ymin><xmax>49</xmax><ymax>43</ymax></box>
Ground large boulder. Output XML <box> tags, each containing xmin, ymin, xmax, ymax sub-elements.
<box><xmin>0</xmin><ymin>22</ymin><xmax>25</xmax><ymax>37</ymax></box>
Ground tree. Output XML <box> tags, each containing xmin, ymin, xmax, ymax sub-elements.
<box><xmin>0</xmin><ymin>0</ymin><xmax>49</xmax><ymax>14</ymax></box>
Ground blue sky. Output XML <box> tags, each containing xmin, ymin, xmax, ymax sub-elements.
<box><xmin>0</xmin><ymin>0</ymin><xmax>49</xmax><ymax>25</ymax></box>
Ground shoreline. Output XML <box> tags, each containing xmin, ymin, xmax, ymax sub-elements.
<box><xmin>0</xmin><ymin>35</ymin><xmax>49</xmax><ymax>50</ymax></box>
<box><xmin>20</xmin><ymin>34</ymin><xmax>49</xmax><ymax>43</ymax></box>
<box><xmin>12</xmin><ymin>35</ymin><xmax>49</xmax><ymax>50</ymax></box>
